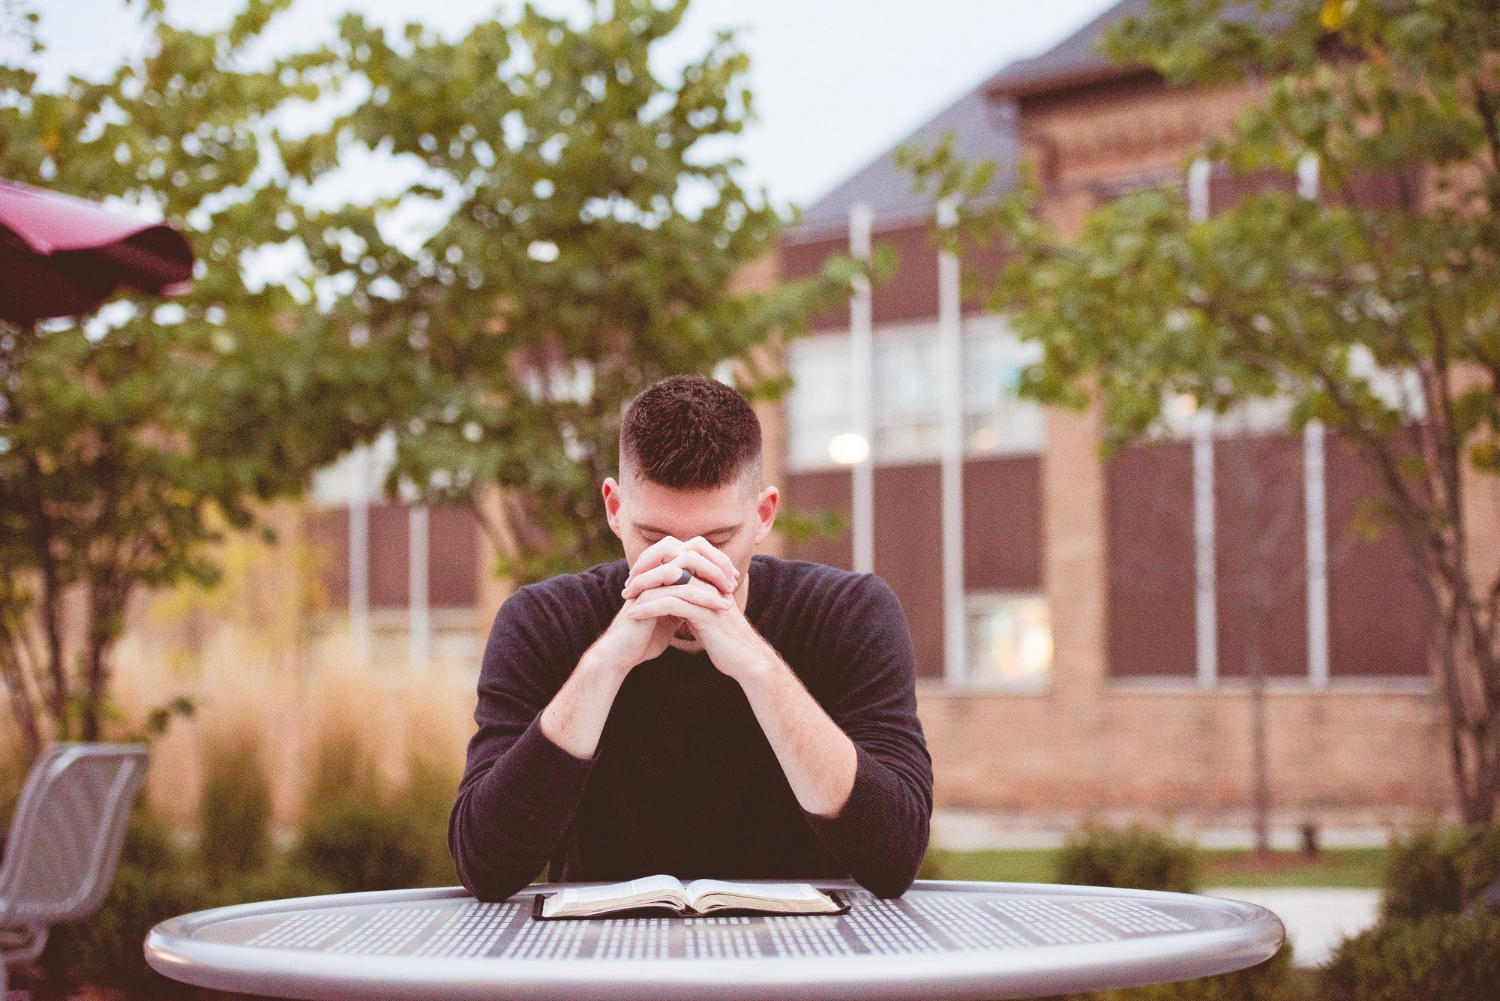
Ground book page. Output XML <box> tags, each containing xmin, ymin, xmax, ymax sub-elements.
<box><xmin>542</xmin><ymin>875</ymin><xmax>689</xmax><ymax>918</ymax></box>
<box><xmin>564</xmin><ymin>875</ymin><xmax>685</xmax><ymax>905</ymax></box>
<box><xmin>684</xmin><ymin>880</ymin><xmax>826</xmax><ymax>904</ymax></box>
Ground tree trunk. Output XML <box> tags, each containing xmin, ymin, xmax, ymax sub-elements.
<box><xmin>1247</xmin><ymin>631</ymin><xmax>1272</xmax><ymax>857</ymax></box>
<box><xmin>33</xmin><ymin>521</ymin><xmax>68</xmax><ymax>734</ymax></box>
<box><xmin>80</xmin><ymin>578</ymin><xmax>126</xmax><ymax>744</ymax></box>
<box><xmin>0</xmin><ymin>636</ymin><xmax>43</xmax><ymax>762</ymax></box>
<box><xmin>1432</xmin><ymin>590</ymin><xmax>1500</xmax><ymax>826</ymax></box>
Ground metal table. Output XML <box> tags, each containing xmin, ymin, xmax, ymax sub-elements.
<box><xmin>145</xmin><ymin>879</ymin><xmax>1284</xmax><ymax>1001</ymax></box>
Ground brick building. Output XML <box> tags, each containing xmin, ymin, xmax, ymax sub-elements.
<box><xmin>775</xmin><ymin>0</ymin><xmax>1476</xmax><ymax>830</ymax></box>
<box><xmin>301</xmin><ymin>1</ymin><xmax>1490</xmax><ymax>831</ymax></box>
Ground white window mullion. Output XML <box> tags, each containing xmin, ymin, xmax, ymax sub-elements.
<box><xmin>1193</xmin><ymin>413</ymin><xmax>1217</xmax><ymax>688</ymax></box>
<box><xmin>409</xmin><ymin>504</ymin><xmax>430</xmax><ymax>673</ymax></box>
<box><xmin>937</xmin><ymin>198</ymin><xmax>966</xmax><ymax>686</ymax></box>
<box><xmin>349</xmin><ymin>447</ymin><xmax>371</xmax><ymax>672</ymax></box>
<box><xmin>1304</xmin><ymin>428</ymin><xmax>1329</xmax><ymax>691</ymax></box>
<box><xmin>849</xmin><ymin>203</ymin><xmax>875</xmax><ymax>575</ymax></box>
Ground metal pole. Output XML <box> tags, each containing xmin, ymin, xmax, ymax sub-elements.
<box><xmin>1304</xmin><ymin>422</ymin><xmax>1329</xmax><ymax>689</ymax></box>
<box><xmin>1193</xmin><ymin>411</ymin><xmax>1217</xmax><ymax>688</ymax></box>
<box><xmin>937</xmin><ymin>198</ymin><xmax>966</xmax><ymax>686</ymax></box>
<box><xmin>1297</xmin><ymin>152</ymin><xmax>1320</xmax><ymax>201</ymax></box>
<box><xmin>1298</xmin><ymin>153</ymin><xmax>1329</xmax><ymax>689</ymax></box>
<box><xmin>349</xmin><ymin>447</ymin><xmax>371</xmax><ymax>672</ymax></box>
<box><xmin>1188</xmin><ymin>157</ymin><xmax>1212</xmax><ymax>225</ymax></box>
<box><xmin>1187</xmin><ymin>158</ymin><xmax>1217</xmax><ymax>689</ymax></box>
<box><xmin>409</xmin><ymin>504</ymin><xmax>430</xmax><ymax>674</ymax></box>
<box><xmin>849</xmin><ymin>202</ymin><xmax>875</xmax><ymax>575</ymax></box>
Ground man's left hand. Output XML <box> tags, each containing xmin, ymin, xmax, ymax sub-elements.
<box><xmin>626</xmin><ymin>572</ymin><xmax>775</xmax><ymax>684</ymax></box>
<box><xmin>626</xmin><ymin>542</ymin><xmax>858</xmax><ymax>820</ymax></box>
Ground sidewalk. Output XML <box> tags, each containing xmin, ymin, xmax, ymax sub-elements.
<box><xmin>932</xmin><ymin>809</ymin><xmax>1396</xmax><ymax>851</ymax></box>
<box><xmin>930</xmin><ymin>810</ymin><xmax>1386</xmax><ymax>968</ymax></box>
<box><xmin>1203</xmin><ymin>887</ymin><xmax>1380</xmax><ymax>967</ymax></box>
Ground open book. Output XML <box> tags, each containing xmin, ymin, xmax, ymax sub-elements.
<box><xmin>535</xmin><ymin>875</ymin><xmax>848</xmax><ymax>920</ymax></box>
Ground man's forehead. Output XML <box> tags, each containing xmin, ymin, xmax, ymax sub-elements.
<box><xmin>618</xmin><ymin>468</ymin><xmax>759</xmax><ymax>531</ymax></box>
<box><xmin>619</xmin><ymin>458</ymin><xmax>761</xmax><ymax>495</ymax></box>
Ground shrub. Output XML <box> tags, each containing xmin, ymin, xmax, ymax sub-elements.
<box><xmin>294</xmin><ymin>797</ymin><xmax>433</xmax><ymax>893</ymax></box>
<box><xmin>198</xmin><ymin>725</ymin><xmax>274</xmax><ymax>880</ymax></box>
<box><xmin>1321</xmin><ymin>913</ymin><xmax>1500</xmax><ymax>1001</ymax></box>
<box><xmin>1062</xmin><ymin>941</ymin><xmax>1301</xmax><ymax>1001</ymax></box>
<box><xmin>291</xmin><ymin>727</ymin><xmax>458</xmax><ymax>893</ymax></box>
<box><xmin>397</xmin><ymin>748</ymin><xmax>461</xmax><ymax>887</ymax></box>
<box><xmin>1056</xmin><ymin>822</ymin><xmax>1200</xmax><ymax>894</ymax></box>
<box><xmin>1381</xmin><ymin>824</ymin><xmax>1500</xmax><ymax>921</ymax></box>
<box><xmin>40</xmin><ymin>804</ymin><xmax>208</xmax><ymax>991</ymax></box>
<box><xmin>210</xmin><ymin>859</ymin><xmax>338</xmax><ymax>908</ymax></box>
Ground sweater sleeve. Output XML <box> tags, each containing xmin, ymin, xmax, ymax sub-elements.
<box><xmin>800</xmin><ymin>574</ymin><xmax>934</xmax><ymax>898</ymax></box>
<box><xmin>448</xmin><ymin>585</ymin><xmax>597</xmax><ymax>902</ymax></box>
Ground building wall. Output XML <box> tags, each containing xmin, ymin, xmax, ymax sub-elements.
<box><xmin>1105</xmin><ymin>440</ymin><xmax>1196</xmax><ymax>678</ymax></box>
<box><xmin>773</xmin><ymin>70</ymin><xmax>1464</xmax><ymax>823</ymax></box>
<box><xmin>917</xmin><ymin>687</ymin><xmax>1451</xmax><ymax>818</ymax></box>
<box><xmin>303</xmin><ymin>502</ymin><xmax>482</xmax><ymax>610</ymax></box>
<box><xmin>786</xmin><ymin>456</ymin><xmax>1042</xmax><ymax>681</ymax></box>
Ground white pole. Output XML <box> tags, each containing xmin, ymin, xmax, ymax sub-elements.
<box><xmin>1298</xmin><ymin>153</ymin><xmax>1328</xmax><ymax>689</ymax></box>
<box><xmin>349</xmin><ymin>447</ymin><xmax>371</xmax><ymax>672</ymax></box>
<box><xmin>409</xmin><ymin>504</ymin><xmax>430</xmax><ymax>674</ymax></box>
<box><xmin>1297</xmin><ymin>152</ymin><xmax>1320</xmax><ymax>201</ymax></box>
<box><xmin>1304</xmin><ymin>421</ymin><xmax>1329</xmax><ymax>689</ymax></box>
<box><xmin>937</xmin><ymin>197</ymin><xmax>966</xmax><ymax>687</ymax></box>
<box><xmin>1193</xmin><ymin>411</ymin><xmax>1218</xmax><ymax>689</ymax></box>
<box><xmin>849</xmin><ymin>202</ymin><xmax>875</xmax><ymax>575</ymax></box>
<box><xmin>1188</xmin><ymin>157</ymin><xmax>1212</xmax><ymax>224</ymax></box>
<box><xmin>1187</xmin><ymin>158</ymin><xmax>1217</xmax><ymax>689</ymax></box>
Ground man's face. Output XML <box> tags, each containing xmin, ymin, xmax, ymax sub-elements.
<box><xmin>602</xmin><ymin>464</ymin><xmax>778</xmax><ymax>650</ymax></box>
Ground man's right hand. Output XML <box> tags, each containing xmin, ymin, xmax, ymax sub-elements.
<box><xmin>540</xmin><ymin>537</ymin><xmax>738</xmax><ymax>760</ymax></box>
<box><xmin>592</xmin><ymin>537</ymin><xmax>738</xmax><ymax>672</ymax></box>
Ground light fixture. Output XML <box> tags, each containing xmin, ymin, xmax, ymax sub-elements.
<box><xmin>828</xmin><ymin>432</ymin><xmax>870</xmax><ymax>466</ymax></box>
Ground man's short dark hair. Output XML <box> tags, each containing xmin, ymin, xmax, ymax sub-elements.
<box><xmin>620</xmin><ymin>375</ymin><xmax>762</xmax><ymax>490</ymax></box>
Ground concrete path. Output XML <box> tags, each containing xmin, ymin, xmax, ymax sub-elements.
<box><xmin>1202</xmin><ymin>888</ymin><xmax>1380</xmax><ymax>968</ymax></box>
<box><xmin>931</xmin><ymin>810</ymin><xmax>1394</xmax><ymax>851</ymax></box>
<box><xmin>928</xmin><ymin>811</ymin><xmax>1388</xmax><ymax>968</ymax></box>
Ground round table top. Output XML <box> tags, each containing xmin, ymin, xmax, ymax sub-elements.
<box><xmin>145</xmin><ymin>879</ymin><xmax>1284</xmax><ymax>1001</ymax></box>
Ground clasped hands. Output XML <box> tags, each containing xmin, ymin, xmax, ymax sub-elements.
<box><xmin>594</xmin><ymin>536</ymin><xmax>774</xmax><ymax>684</ymax></box>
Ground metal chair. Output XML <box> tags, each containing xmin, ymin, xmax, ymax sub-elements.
<box><xmin>0</xmin><ymin>743</ymin><xmax>149</xmax><ymax>993</ymax></box>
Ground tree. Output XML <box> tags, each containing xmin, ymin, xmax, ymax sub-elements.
<box><xmin>316</xmin><ymin>0</ymin><xmax>850</xmax><ymax>583</ymax></box>
<box><xmin>916</xmin><ymin>0</ymin><xmax>1500</xmax><ymax>823</ymax></box>
<box><xmin>0</xmin><ymin>0</ymin><xmax>404</xmax><ymax>753</ymax></box>
<box><xmin>0</xmin><ymin>0</ymin><xmax>849</xmax><ymax>755</ymax></box>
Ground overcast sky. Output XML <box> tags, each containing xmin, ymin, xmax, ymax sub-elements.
<box><xmin>21</xmin><ymin>0</ymin><xmax>1118</xmax><ymax>213</ymax></box>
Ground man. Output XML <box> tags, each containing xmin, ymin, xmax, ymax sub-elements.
<box><xmin>449</xmin><ymin>374</ymin><xmax>932</xmax><ymax>902</ymax></box>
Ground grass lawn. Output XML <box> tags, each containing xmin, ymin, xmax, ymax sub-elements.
<box><xmin>919</xmin><ymin>847</ymin><xmax>1387</xmax><ymax>889</ymax></box>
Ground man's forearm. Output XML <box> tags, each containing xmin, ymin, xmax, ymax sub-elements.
<box><xmin>736</xmin><ymin>651</ymin><xmax>858</xmax><ymax>818</ymax></box>
<box><xmin>452</xmin><ymin>634</ymin><xmax>631</xmax><ymax>900</ymax></box>
<box><xmin>539</xmin><ymin>642</ymin><xmax>632</xmax><ymax>759</ymax></box>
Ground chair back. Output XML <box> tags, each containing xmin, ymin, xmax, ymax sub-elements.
<box><xmin>0</xmin><ymin>743</ymin><xmax>149</xmax><ymax>925</ymax></box>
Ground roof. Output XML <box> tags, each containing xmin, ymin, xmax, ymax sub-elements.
<box><xmin>785</xmin><ymin>0</ymin><xmax>1284</xmax><ymax>242</ymax></box>
<box><xmin>785</xmin><ymin>84</ymin><xmax>1018</xmax><ymax>242</ymax></box>
<box><xmin>785</xmin><ymin>0</ymin><xmax>1144</xmax><ymax>241</ymax></box>
<box><xmin>984</xmin><ymin>0</ymin><xmax>1290</xmax><ymax>99</ymax></box>
<box><xmin>982</xmin><ymin>0</ymin><xmax>1152</xmax><ymax>99</ymax></box>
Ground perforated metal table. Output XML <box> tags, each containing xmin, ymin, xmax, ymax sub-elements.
<box><xmin>144</xmin><ymin>879</ymin><xmax>1284</xmax><ymax>1000</ymax></box>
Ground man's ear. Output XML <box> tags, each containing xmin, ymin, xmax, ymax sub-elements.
<box><xmin>602</xmin><ymin>477</ymin><xmax>624</xmax><ymax>540</ymax></box>
<box><xmin>753</xmin><ymin>485</ymin><xmax>779</xmax><ymax>545</ymax></box>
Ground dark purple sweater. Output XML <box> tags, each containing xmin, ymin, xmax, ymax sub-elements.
<box><xmin>448</xmin><ymin>554</ymin><xmax>933</xmax><ymax>902</ymax></box>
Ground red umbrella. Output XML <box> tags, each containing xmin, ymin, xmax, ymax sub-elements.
<box><xmin>0</xmin><ymin>178</ymin><xmax>195</xmax><ymax>326</ymax></box>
